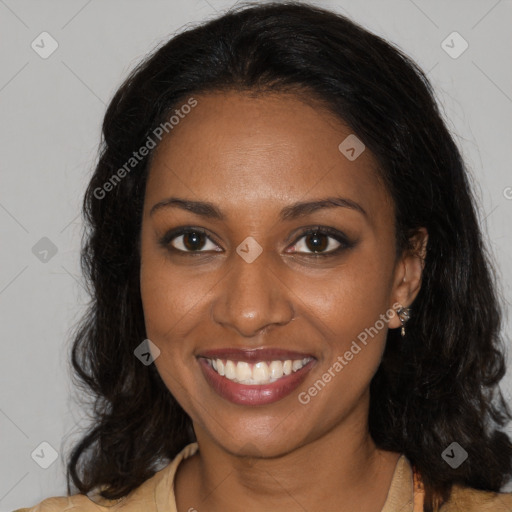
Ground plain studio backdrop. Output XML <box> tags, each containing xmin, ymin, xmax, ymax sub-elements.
<box><xmin>0</xmin><ymin>0</ymin><xmax>511</xmax><ymax>510</ymax></box>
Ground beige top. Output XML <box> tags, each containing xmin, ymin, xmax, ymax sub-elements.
<box><xmin>13</xmin><ymin>442</ymin><xmax>512</xmax><ymax>512</ymax></box>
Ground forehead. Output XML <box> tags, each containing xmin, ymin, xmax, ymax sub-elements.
<box><xmin>145</xmin><ymin>91</ymin><xmax>392</xmax><ymax>224</ymax></box>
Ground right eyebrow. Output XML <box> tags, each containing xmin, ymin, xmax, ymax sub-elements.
<box><xmin>150</xmin><ymin>197</ymin><xmax>226</xmax><ymax>220</ymax></box>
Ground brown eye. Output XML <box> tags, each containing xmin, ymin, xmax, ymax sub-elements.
<box><xmin>304</xmin><ymin>232</ymin><xmax>330</xmax><ymax>253</ymax></box>
<box><xmin>181</xmin><ymin>232</ymin><xmax>207</xmax><ymax>251</ymax></box>
<box><xmin>161</xmin><ymin>228</ymin><xmax>221</xmax><ymax>253</ymax></box>
<box><xmin>288</xmin><ymin>226</ymin><xmax>354</xmax><ymax>256</ymax></box>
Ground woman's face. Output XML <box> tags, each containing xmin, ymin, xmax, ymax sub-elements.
<box><xmin>140</xmin><ymin>91</ymin><xmax>421</xmax><ymax>457</ymax></box>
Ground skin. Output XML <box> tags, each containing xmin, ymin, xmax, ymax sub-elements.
<box><xmin>139</xmin><ymin>90</ymin><xmax>428</xmax><ymax>512</ymax></box>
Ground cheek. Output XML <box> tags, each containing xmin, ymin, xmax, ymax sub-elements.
<box><xmin>306</xmin><ymin>249</ymin><xmax>395</xmax><ymax>393</ymax></box>
<box><xmin>139</xmin><ymin>238</ymin><xmax>214</xmax><ymax>400</ymax></box>
<box><xmin>306</xmin><ymin>254</ymin><xmax>394</xmax><ymax>337</ymax></box>
<box><xmin>298</xmin><ymin>269</ymin><xmax>392</xmax><ymax>419</ymax></box>
<box><xmin>140</xmin><ymin>252</ymin><xmax>201</xmax><ymax>408</ymax></box>
<box><xmin>140</xmin><ymin>242</ymin><xmax>201</xmax><ymax>340</ymax></box>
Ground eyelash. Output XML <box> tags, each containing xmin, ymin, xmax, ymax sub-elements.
<box><xmin>158</xmin><ymin>225</ymin><xmax>355</xmax><ymax>257</ymax></box>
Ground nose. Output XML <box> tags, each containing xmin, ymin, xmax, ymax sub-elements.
<box><xmin>211</xmin><ymin>248</ymin><xmax>295</xmax><ymax>338</ymax></box>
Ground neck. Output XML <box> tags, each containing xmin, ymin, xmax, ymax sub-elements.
<box><xmin>175</xmin><ymin>398</ymin><xmax>401</xmax><ymax>512</ymax></box>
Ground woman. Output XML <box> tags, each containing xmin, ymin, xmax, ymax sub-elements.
<box><xmin>14</xmin><ymin>2</ymin><xmax>512</xmax><ymax>511</ymax></box>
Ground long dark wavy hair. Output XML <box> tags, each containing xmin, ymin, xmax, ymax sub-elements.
<box><xmin>66</xmin><ymin>2</ymin><xmax>512</xmax><ymax>511</ymax></box>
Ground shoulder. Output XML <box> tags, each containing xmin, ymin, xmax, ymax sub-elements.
<box><xmin>11</xmin><ymin>494</ymin><xmax>113</xmax><ymax>512</ymax></box>
<box><xmin>12</xmin><ymin>486</ymin><xmax>156</xmax><ymax>511</ymax></box>
<box><xmin>440</xmin><ymin>484</ymin><xmax>512</xmax><ymax>511</ymax></box>
<box><xmin>9</xmin><ymin>469</ymin><xmax>162</xmax><ymax>512</ymax></box>
<box><xmin>12</xmin><ymin>442</ymin><xmax>199</xmax><ymax>512</ymax></box>
<box><xmin>11</xmin><ymin>484</ymin><xmax>149</xmax><ymax>512</ymax></box>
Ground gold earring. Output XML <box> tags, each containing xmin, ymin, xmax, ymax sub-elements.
<box><xmin>396</xmin><ymin>306</ymin><xmax>411</xmax><ymax>337</ymax></box>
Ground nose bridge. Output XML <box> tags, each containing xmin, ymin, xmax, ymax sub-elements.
<box><xmin>212</xmin><ymin>246</ymin><xmax>294</xmax><ymax>337</ymax></box>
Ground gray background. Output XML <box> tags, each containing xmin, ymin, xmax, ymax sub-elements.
<box><xmin>1</xmin><ymin>0</ymin><xmax>511</xmax><ymax>509</ymax></box>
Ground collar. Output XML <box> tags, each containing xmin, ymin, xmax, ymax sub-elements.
<box><xmin>381</xmin><ymin>453</ymin><xmax>419</xmax><ymax>511</ymax></box>
<box><xmin>154</xmin><ymin>443</ymin><xmax>419</xmax><ymax>512</ymax></box>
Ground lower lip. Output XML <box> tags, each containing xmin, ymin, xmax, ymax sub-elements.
<box><xmin>198</xmin><ymin>358</ymin><xmax>315</xmax><ymax>406</ymax></box>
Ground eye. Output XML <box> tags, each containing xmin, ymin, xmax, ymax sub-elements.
<box><xmin>159</xmin><ymin>225</ymin><xmax>354</xmax><ymax>257</ymax></box>
<box><xmin>288</xmin><ymin>226</ymin><xmax>352</xmax><ymax>256</ymax></box>
<box><xmin>159</xmin><ymin>227</ymin><xmax>221</xmax><ymax>253</ymax></box>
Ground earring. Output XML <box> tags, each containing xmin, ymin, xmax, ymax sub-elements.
<box><xmin>396</xmin><ymin>306</ymin><xmax>411</xmax><ymax>337</ymax></box>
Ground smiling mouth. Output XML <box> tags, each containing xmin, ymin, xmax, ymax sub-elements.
<box><xmin>196</xmin><ymin>348</ymin><xmax>317</xmax><ymax>406</ymax></box>
<box><xmin>202</xmin><ymin>357</ymin><xmax>314</xmax><ymax>385</ymax></box>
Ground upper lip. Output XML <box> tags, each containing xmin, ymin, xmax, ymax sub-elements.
<box><xmin>197</xmin><ymin>347</ymin><xmax>316</xmax><ymax>362</ymax></box>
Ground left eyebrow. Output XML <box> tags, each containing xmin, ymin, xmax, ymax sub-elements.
<box><xmin>279</xmin><ymin>196</ymin><xmax>367</xmax><ymax>221</ymax></box>
<box><xmin>149</xmin><ymin>196</ymin><xmax>367</xmax><ymax>221</ymax></box>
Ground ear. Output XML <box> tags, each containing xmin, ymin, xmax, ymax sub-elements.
<box><xmin>388</xmin><ymin>227</ymin><xmax>428</xmax><ymax>330</ymax></box>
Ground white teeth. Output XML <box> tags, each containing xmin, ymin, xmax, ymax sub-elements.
<box><xmin>269</xmin><ymin>360</ymin><xmax>283</xmax><ymax>379</ymax></box>
<box><xmin>235</xmin><ymin>361</ymin><xmax>252</xmax><ymax>382</ymax></box>
<box><xmin>292</xmin><ymin>360</ymin><xmax>303</xmax><ymax>372</ymax></box>
<box><xmin>207</xmin><ymin>357</ymin><xmax>312</xmax><ymax>385</ymax></box>
<box><xmin>224</xmin><ymin>360</ymin><xmax>236</xmax><ymax>380</ymax></box>
<box><xmin>253</xmin><ymin>362</ymin><xmax>270</xmax><ymax>383</ymax></box>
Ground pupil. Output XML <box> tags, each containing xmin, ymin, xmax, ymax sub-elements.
<box><xmin>184</xmin><ymin>232</ymin><xmax>204</xmax><ymax>251</ymax></box>
<box><xmin>306</xmin><ymin>233</ymin><xmax>327</xmax><ymax>252</ymax></box>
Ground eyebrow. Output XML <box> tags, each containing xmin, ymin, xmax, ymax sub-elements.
<box><xmin>149</xmin><ymin>196</ymin><xmax>367</xmax><ymax>221</ymax></box>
